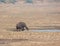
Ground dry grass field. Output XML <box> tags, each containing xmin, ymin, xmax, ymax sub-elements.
<box><xmin>0</xmin><ymin>32</ymin><xmax>60</xmax><ymax>46</ymax></box>
<box><xmin>0</xmin><ymin>3</ymin><xmax>60</xmax><ymax>46</ymax></box>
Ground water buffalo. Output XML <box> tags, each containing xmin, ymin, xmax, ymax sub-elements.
<box><xmin>16</xmin><ymin>22</ymin><xmax>29</xmax><ymax>31</ymax></box>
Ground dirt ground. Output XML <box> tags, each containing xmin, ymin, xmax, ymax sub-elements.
<box><xmin>0</xmin><ymin>3</ymin><xmax>60</xmax><ymax>46</ymax></box>
<box><xmin>0</xmin><ymin>31</ymin><xmax>60</xmax><ymax>46</ymax></box>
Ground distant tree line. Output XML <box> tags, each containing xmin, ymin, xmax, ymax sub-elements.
<box><xmin>0</xmin><ymin>0</ymin><xmax>33</xmax><ymax>4</ymax></box>
<box><xmin>47</xmin><ymin>0</ymin><xmax>60</xmax><ymax>3</ymax></box>
<box><xmin>0</xmin><ymin>0</ymin><xmax>60</xmax><ymax>4</ymax></box>
<box><xmin>26</xmin><ymin>0</ymin><xmax>33</xmax><ymax>3</ymax></box>
<box><xmin>36</xmin><ymin>0</ymin><xmax>60</xmax><ymax>3</ymax></box>
<box><xmin>0</xmin><ymin>0</ymin><xmax>16</xmax><ymax>4</ymax></box>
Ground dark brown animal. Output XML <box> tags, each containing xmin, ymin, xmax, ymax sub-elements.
<box><xmin>16</xmin><ymin>22</ymin><xmax>29</xmax><ymax>31</ymax></box>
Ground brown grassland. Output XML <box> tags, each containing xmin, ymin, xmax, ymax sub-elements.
<box><xmin>0</xmin><ymin>4</ymin><xmax>60</xmax><ymax>46</ymax></box>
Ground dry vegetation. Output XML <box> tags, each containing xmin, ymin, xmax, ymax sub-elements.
<box><xmin>0</xmin><ymin>4</ymin><xmax>60</xmax><ymax>46</ymax></box>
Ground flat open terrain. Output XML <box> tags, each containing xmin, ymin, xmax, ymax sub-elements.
<box><xmin>0</xmin><ymin>3</ymin><xmax>60</xmax><ymax>46</ymax></box>
<box><xmin>0</xmin><ymin>32</ymin><xmax>60</xmax><ymax>46</ymax></box>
